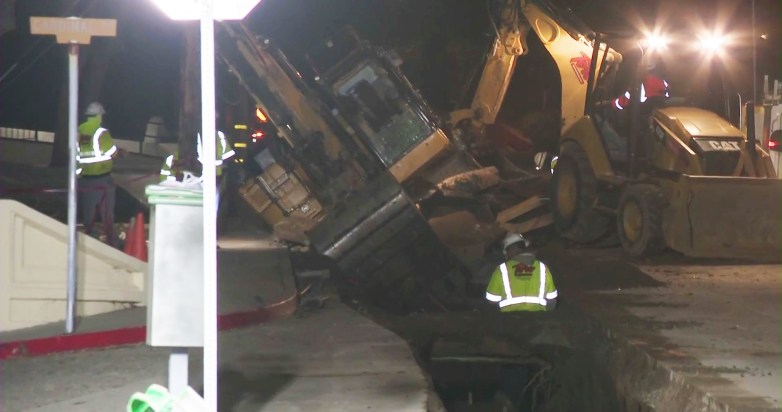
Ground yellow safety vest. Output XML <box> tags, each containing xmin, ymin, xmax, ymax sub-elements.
<box><xmin>485</xmin><ymin>260</ymin><xmax>558</xmax><ymax>312</ymax></box>
<box><xmin>196</xmin><ymin>131</ymin><xmax>235</xmax><ymax>176</ymax></box>
<box><xmin>77</xmin><ymin>122</ymin><xmax>117</xmax><ymax>176</ymax></box>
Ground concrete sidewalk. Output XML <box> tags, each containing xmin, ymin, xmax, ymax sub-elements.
<box><xmin>0</xmin><ymin>234</ymin><xmax>295</xmax><ymax>350</ymax></box>
<box><xmin>0</xmin><ymin>228</ymin><xmax>431</xmax><ymax>411</ymax></box>
<box><xmin>1</xmin><ymin>299</ymin><xmax>430</xmax><ymax>412</ymax></box>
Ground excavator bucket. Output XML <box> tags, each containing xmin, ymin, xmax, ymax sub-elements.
<box><xmin>663</xmin><ymin>175</ymin><xmax>782</xmax><ymax>261</ymax></box>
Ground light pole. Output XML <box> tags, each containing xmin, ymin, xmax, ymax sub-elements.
<box><xmin>146</xmin><ymin>1</ymin><xmax>261</xmax><ymax>408</ymax></box>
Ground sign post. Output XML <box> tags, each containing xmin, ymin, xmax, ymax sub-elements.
<box><xmin>146</xmin><ymin>1</ymin><xmax>261</xmax><ymax>408</ymax></box>
<box><xmin>30</xmin><ymin>17</ymin><xmax>117</xmax><ymax>335</ymax></box>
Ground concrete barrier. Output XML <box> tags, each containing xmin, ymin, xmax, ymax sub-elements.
<box><xmin>0</xmin><ymin>200</ymin><xmax>145</xmax><ymax>332</ymax></box>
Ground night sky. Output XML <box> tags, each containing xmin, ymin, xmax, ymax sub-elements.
<box><xmin>0</xmin><ymin>0</ymin><xmax>779</xmax><ymax>139</ymax></box>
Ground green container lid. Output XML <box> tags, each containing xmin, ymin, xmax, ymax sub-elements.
<box><xmin>146</xmin><ymin>184</ymin><xmax>203</xmax><ymax>206</ymax></box>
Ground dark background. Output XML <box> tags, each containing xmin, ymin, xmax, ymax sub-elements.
<box><xmin>0</xmin><ymin>0</ymin><xmax>779</xmax><ymax>139</ymax></box>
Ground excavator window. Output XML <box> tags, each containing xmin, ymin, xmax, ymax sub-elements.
<box><xmin>333</xmin><ymin>61</ymin><xmax>434</xmax><ymax>166</ymax></box>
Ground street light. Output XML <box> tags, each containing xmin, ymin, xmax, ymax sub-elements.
<box><xmin>146</xmin><ymin>0</ymin><xmax>261</xmax><ymax>409</ymax></box>
<box><xmin>149</xmin><ymin>0</ymin><xmax>260</xmax><ymax>20</ymax></box>
<box><xmin>643</xmin><ymin>32</ymin><xmax>670</xmax><ymax>53</ymax></box>
<box><xmin>698</xmin><ymin>31</ymin><xmax>729</xmax><ymax>57</ymax></box>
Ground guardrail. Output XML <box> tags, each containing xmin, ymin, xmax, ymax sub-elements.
<box><xmin>0</xmin><ymin>127</ymin><xmax>55</xmax><ymax>143</ymax></box>
<box><xmin>0</xmin><ymin>127</ymin><xmax>174</xmax><ymax>158</ymax></box>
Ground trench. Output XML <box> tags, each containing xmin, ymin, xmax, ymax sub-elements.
<box><xmin>291</xmin><ymin>236</ymin><xmax>664</xmax><ymax>412</ymax></box>
<box><xmin>412</xmin><ymin>312</ymin><xmax>637</xmax><ymax>412</ymax></box>
<box><xmin>325</xmin><ymin>274</ymin><xmax>648</xmax><ymax>411</ymax></box>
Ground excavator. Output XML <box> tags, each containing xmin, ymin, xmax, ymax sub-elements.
<box><xmin>211</xmin><ymin>0</ymin><xmax>599</xmax><ymax>306</ymax></box>
<box><xmin>214</xmin><ymin>0</ymin><xmax>778</xmax><ymax>305</ymax></box>
<box><xmin>216</xmin><ymin>23</ymin><xmax>480</xmax><ymax>309</ymax></box>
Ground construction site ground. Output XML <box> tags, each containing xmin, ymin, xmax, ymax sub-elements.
<box><xmin>1</xmin><ymin>163</ymin><xmax>779</xmax><ymax>411</ymax></box>
<box><xmin>0</xmin><ymin>225</ymin><xmax>779</xmax><ymax>411</ymax></box>
<box><xmin>342</xmin><ymin>242</ymin><xmax>781</xmax><ymax>412</ymax></box>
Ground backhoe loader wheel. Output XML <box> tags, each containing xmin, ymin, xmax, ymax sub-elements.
<box><xmin>617</xmin><ymin>184</ymin><xmax>666</xmax><ymax>257</ymax></box>
<box><xmin>552</xmin><ymin>143</ymin><xmax>610</xmax><ymax>243</ymax></box>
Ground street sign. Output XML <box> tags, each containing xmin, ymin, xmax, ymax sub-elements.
<box><xmin>30</xmin><ymin>16</ymin><xmax>117</xmax><ymax>334</ymax></box>
<box><xmin>149</xmin><ymin>0</ymin><xmax>261</xmax><ymax>20</ymax></box>
<box><xmin>30</xmin><ymin>17</ymin><xmax>116</xmax><ymax>44</ymax></box>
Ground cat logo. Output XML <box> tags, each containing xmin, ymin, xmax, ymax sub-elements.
<box><xmin>570</xmin><ymin>51</ymin><xmax>591</xmax><ymax>85</ymax></box>
<box><xmin>708</xmin><ymin>140</ymin><xmax>741</xmax><ymax>151</ymax></box>
<box><xmin>696</xmin><ymin>139</ymin><xmax>742</xmax><ymax>152</ymax></box>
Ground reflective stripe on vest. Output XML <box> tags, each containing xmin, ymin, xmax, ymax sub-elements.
<box><xmin>496</xmin><ymin>261</ymin><xmax>550</xmax><ymax>308</ymax></box>
<box><xmin>77</xmin><ymin>127</ymin><xmax>116</xmax><ymax>164</ymax></box>
<box><xmin>160</xmin><ymin>154</ymin><xmax>174</xmax><ymax>176</ymax></box>
<box><xmin>197</xmin><ymin>131</ymin><xmax>234</xmax><ymax>165</ymax></box>
<box><xmin>613</xmin><ymin>79</ymin><xmax>669</xmax><ymax>110</ymax></box>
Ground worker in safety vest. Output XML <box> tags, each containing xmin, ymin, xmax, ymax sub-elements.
<box><xmin>77</xmin><ymin>102</ymin><xmax>121</xmax><ymax>247</ymax></box>
<box><xmin>485</xmin><ymin>233</ymin><xmax>558</xmax><ymax>312</ymax></box>
<box><xmin>613</xmin><ymin>62</ymin><xmax>670</xmax><ymax>112</ymax></box>
<box><xmin>160</xmin><ymin>131</ymin><xmax>234</xmax><ymax>214</ymax></box>
<box><xmin>198</xmin><ymin>131</ymin><xmax>235</xmax><ymax>214</ymax></box>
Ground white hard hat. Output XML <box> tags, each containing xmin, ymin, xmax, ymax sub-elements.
<box><xmin>502</xmin><ymin>233</ymin><xmax>531</xmax><ymax>251</ymax></box>
<box><xmin>85</xmin><ymin>102</ymin><xmax>105</xmax><ymax>116</ymax></box>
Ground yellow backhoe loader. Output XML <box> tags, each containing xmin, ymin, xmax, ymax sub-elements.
<box><xmin>551</xmin><ymin>34</ymin><xmax>782</xmax><ymax>259</ymax></box>
<box><xmin>451</xmin><ymin>1</ymin><xmax>780</xmax><ymax>259</ymax></box>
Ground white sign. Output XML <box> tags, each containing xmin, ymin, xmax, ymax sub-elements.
<box><xmin>30</xmin><ymin>17</ymin><xmax>116</xmax><ymax>44</ymax></box>
<box><xmin>149</xmin><ymin>0</ymin><xmax>261</xmax><ymax>20</ymax></box>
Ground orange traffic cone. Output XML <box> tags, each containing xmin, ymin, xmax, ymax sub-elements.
<box><xmin>132</xmin><ymin>212</ymin><xmax>148</xmax><ymax>262</ymax></box>
<box><xmin>124</xmin><ymin>216</ymin><xmax>137</xmax><ymax>256</ymax></box>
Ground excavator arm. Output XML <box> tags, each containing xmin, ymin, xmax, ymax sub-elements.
<box><xmin>452</xmin><ymin>0</ymin><xmax>601</xmax><ymax>135</ymax></box>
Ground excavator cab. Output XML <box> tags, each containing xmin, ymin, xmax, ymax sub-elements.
<box><xmin>306</xmin><ymin>27</ymin><xmax>452</xmax><ymax>184</ymax></box>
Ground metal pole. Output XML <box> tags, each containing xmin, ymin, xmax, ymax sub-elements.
<box><xmin>200</xmin><ymin>0</ymin><xmax>218</xmax><ymax>408</ymax></box>
<box><xmin>752</xmin><ymin>0</ymin><xmax>757</xmax><ymax>102</ymax></box>
<box><xmin>65</xmin><ymin>43</ymin><xmax>79</xmax><ymax>334</ymax></box>
<box><xmin>747</xmin><ymin>101</ymin><xmax>757</xmax><ymax>156</ymax></box>
<box><xmin>168</xmin><ymin>348</ymin><xmax>189</xmax><ymax>397</ymax></box>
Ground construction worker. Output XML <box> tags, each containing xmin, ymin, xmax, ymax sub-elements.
<box><xmin>485</xmin><ymin>233</ymin><xmax>558</xmax><ymax>312</ymax></box>
<box><xmin>159</xmin><ymin>151</ymin><xmax>197</xmax><ymax>183</ymax></box>
<box><xmin>159</xmin><ymin>152</ymin><xmax>180</xmax><ymax>182</ymax></box>
<box><xmin>613</xmin><ymin>62</ymin><xmax>670</xmax><ymax>112</ymax></box>
<box><xmin>198</xmin><ymin>130</ymin><xmax>235</xmax><ymax>213</ymax></box>
<box><xmin>160</xmin><ymin>131</ymin><xmax>234</xmax><ymax>212</ymax></box>
<box><xmin>77</xmin><ymin>102</ymin><xmax>121</xmax><ymax>247</ymax></box>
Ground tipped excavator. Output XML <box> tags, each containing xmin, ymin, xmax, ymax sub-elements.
<box><xmin>212</xmin><ymin>1</ymin><xmax>596</xmax><ymax>307</ymax></box>
<box><xmin>213</xmin><ymin>0</ymin><xmax>778</xmax><ymax>308</ymax></box>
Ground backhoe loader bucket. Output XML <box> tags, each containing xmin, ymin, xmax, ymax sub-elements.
<box><xmin>664</xmin><ymin>175</ymin><xmax>782</xmax><ymax>261</ymax></box>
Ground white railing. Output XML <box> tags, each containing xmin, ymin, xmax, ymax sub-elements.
<box><xmin>0</xmin><ymin>127</ymin><xmax>55</xmax><ymax>143</ymax></box>
<box><xmin>0</xmin><ymin>127</ymin><xmax>175</xmax><ymax>158</ymax></box>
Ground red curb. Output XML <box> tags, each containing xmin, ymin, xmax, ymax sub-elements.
<box><xmin>0</xmin><ymin>292</ymin><xmax>298</xmax><ymax>361</ymax></box>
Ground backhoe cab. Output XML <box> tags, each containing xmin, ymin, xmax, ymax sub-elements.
<box><xmin>552</xmin><ymin>33</ymin><xmax>781</xmax><ymax>259</ymax></box>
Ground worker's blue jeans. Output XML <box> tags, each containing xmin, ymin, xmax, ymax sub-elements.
<box><xmin>78</xmin><ymin>174</ymin><xmax>117</xmax><ymax>247</ymax></box>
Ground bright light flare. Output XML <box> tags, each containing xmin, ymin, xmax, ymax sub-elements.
<box><xmin>698</xmin><ymin>32</ymin><xmax>728</xmax><ymax>56</ymax></box>
<box><xmin>643</xmin><ymin>32</ymin><xmax>670</xmax><ymax>52</ymax></box>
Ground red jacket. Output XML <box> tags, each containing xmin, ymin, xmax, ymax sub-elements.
<box><xmin>613</xmin><ymin>75</ymin><xmax>669</xmax><ymax>110</ymax></box>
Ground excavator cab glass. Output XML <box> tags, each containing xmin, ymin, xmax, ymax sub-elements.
<box><xmin>306</xmin><ymin>27</ymin><xmax>438</xmax><ymax>167</ymax></box>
